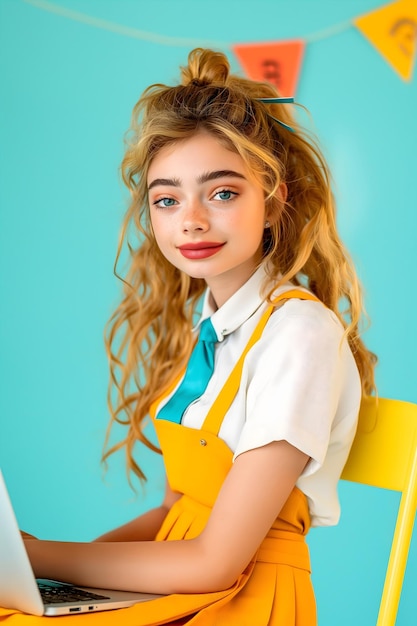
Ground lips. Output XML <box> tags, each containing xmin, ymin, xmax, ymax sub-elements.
<box><xmin>178</xmin><ymin>242</ymin><xmax>225</xmax><ymax>260</ymax></box>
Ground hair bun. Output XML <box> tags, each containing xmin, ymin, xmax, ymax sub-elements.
<box><xmin>180</xmin><ymin>48</ymin><xmax>230</xmax><ymax>87</ymax></box>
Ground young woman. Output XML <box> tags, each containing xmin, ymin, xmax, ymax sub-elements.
<box><xmin>18</xmin><ymin>48</ymin><xmax>376</xmax><ymax>625</ymax></box>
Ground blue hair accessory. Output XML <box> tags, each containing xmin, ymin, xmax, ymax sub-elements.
<box><xmin>256</xmin><ymin>97</ymin><xmax>295</xmax><ymax>133</ymax></box>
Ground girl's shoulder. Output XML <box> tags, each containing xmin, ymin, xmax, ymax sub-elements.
<box><xmin>270</xmin><ymin>285</ymin><xmax>342</xmax><ymax>329</ymax></box>
<box><xmin>263</xmin><ymin>290</ymin><xmax>348</xmax><ymax>356</ymax></box>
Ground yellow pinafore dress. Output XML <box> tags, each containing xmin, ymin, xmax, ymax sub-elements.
<box><xmin>0</xmin><ymin>290</ymin><xmax>317</xmax><ymax>626</ymax></box>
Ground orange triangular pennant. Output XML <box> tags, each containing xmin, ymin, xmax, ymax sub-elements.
<box><xmin>232</xmin><ymin>41</ymin><xmax>305</xmax><ymax>96</ymax></box>
<box><xmin>355</xmin><ymin>0</ymin><xmax>417</xmax><ymax>81</ymax></box>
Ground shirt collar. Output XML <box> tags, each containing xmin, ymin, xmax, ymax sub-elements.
<box><xmin>197</xmin><ymin>265</ymin><xmax>270</xmax><ymax>342</ymax></box>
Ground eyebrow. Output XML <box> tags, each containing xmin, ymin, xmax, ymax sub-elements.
<box><xmin>147</xmin><ymin>169</ymin><xmax>246</xmax><ymax>191</ymax></box>
<box><xmin>198</xmin><ymin>170</ymin><xmax>246</xmax><ymax>184</ymax></box>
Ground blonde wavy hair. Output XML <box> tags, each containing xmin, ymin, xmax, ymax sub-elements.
<box><xmin>103</xmin><ymin>48</ymin><xmax>377</xmax><ymax>482</ymax></box>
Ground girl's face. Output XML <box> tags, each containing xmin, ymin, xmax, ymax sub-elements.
<box><xmin>147</xmin><ymin>131</ymin><xmax>271</xmax><ymax>307</ymax></box>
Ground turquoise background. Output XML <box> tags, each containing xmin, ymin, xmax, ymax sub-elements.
<box><xmin>0</xmin><ymin>0</ymin><xmax>416</xmax><ymax>623</ymax></box>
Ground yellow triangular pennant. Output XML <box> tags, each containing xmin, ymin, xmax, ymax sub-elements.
<box><xmin>355</xmin><ymin>0</ymin><xmax>417</xmax><ymax>80</ymax></box>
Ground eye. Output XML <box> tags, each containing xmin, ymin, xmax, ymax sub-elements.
<box><xmin>153</xmin><ymin>197</ymin><xmax>178</xmax><ymax>208</ymax></box>
<box><xmin>212</xmin><ymin>189</ymin><xmax>238</xmax><ymax>201</ymax></box>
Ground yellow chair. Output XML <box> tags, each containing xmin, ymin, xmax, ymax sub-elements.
<box><xmin>341</xmin><ymin>396</ymin><xmax>417</xmax><ymax>625</ymax></box>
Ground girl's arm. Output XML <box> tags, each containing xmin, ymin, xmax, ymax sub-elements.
<box><xmin>94</xmin><ymin>481</ymin><xmax>181</xmax><ymax>542</ymax></box>
<box><xmin>25</xmin><ymin>440</ymin><xmax>308</xmax><ymax>594</ymax></box>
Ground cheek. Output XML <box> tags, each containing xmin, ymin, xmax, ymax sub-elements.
<box><xmin>238</xmin><ymin>212</ymin><xmax>266</xmax><ymax>238</ymax></box>
<box><xmin>150</xmin><ymin>212</ymin><xmax>166</xmax><ymax>238</ymax></box>
<box><xmin>149</xmin><ymin>215</ymin><xmax>168</xmax><ymax>254</ymax></box>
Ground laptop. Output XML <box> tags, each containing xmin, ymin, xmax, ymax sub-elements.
<box><xmin>0</xmin><ymin>469</ymin><xmax>163</xmax><ymax>616</ymax></box>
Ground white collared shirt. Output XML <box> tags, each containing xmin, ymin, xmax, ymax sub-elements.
<box><xmin>156</xmin><ymin>265</ymin><xmax>361</xmax><ymax>526</ymax></box>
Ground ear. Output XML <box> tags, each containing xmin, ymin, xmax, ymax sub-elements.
<box><xmin>265</xmin><ymin>182</ymin><xmax>287</xmax><ymax>226</ymax></box>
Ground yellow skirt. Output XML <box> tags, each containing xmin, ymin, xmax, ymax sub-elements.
<box><xmin>154</xmin><ymin>486</ymin><xmax>316</xmax><ymax>626</ymax></box>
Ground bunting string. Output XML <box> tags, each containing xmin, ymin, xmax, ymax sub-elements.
<box><xmin>22</xmin><ymin>0</ymin><xmax>230</xmax><ymax>47</ymax></box>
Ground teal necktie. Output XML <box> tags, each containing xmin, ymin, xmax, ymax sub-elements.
<box><xmin>157</xmin><ymin>318</ymin><xmax>218</xmax><ymax>424</ymax></box>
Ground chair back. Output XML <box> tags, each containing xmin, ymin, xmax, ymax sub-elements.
<box><xmin>341</xmin><ymin>396</ymin><xmax>417</xmax><ymax>626</ymax></box>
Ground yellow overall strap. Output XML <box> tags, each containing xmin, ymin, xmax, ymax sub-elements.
<box><xmin>201</xmin><ymin>289</ymin><xmax>320</xmax><ymax>436</ymax></box>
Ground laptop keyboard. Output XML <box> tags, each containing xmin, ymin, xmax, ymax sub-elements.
<box><xmin>38</xmin><ymin>581</ymin><xmax>110</xmax><ymax>604</ymax></box>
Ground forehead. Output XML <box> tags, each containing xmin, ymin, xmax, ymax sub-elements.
<box><xmin>147</xmin><ymin>131</ymin><xmax>247</xmax><ymax>180</ymax></box>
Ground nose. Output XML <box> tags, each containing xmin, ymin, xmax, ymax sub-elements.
<box><xmin>182</xmin><ymin>200</ymin><xmax>209</xmax><ymax>233</ymax></box>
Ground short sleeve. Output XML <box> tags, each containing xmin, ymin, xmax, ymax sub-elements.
<box><xmin>233</xmin><ymin>301</ymin><xmax>349</xmax><ymax>475</ymax></box>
